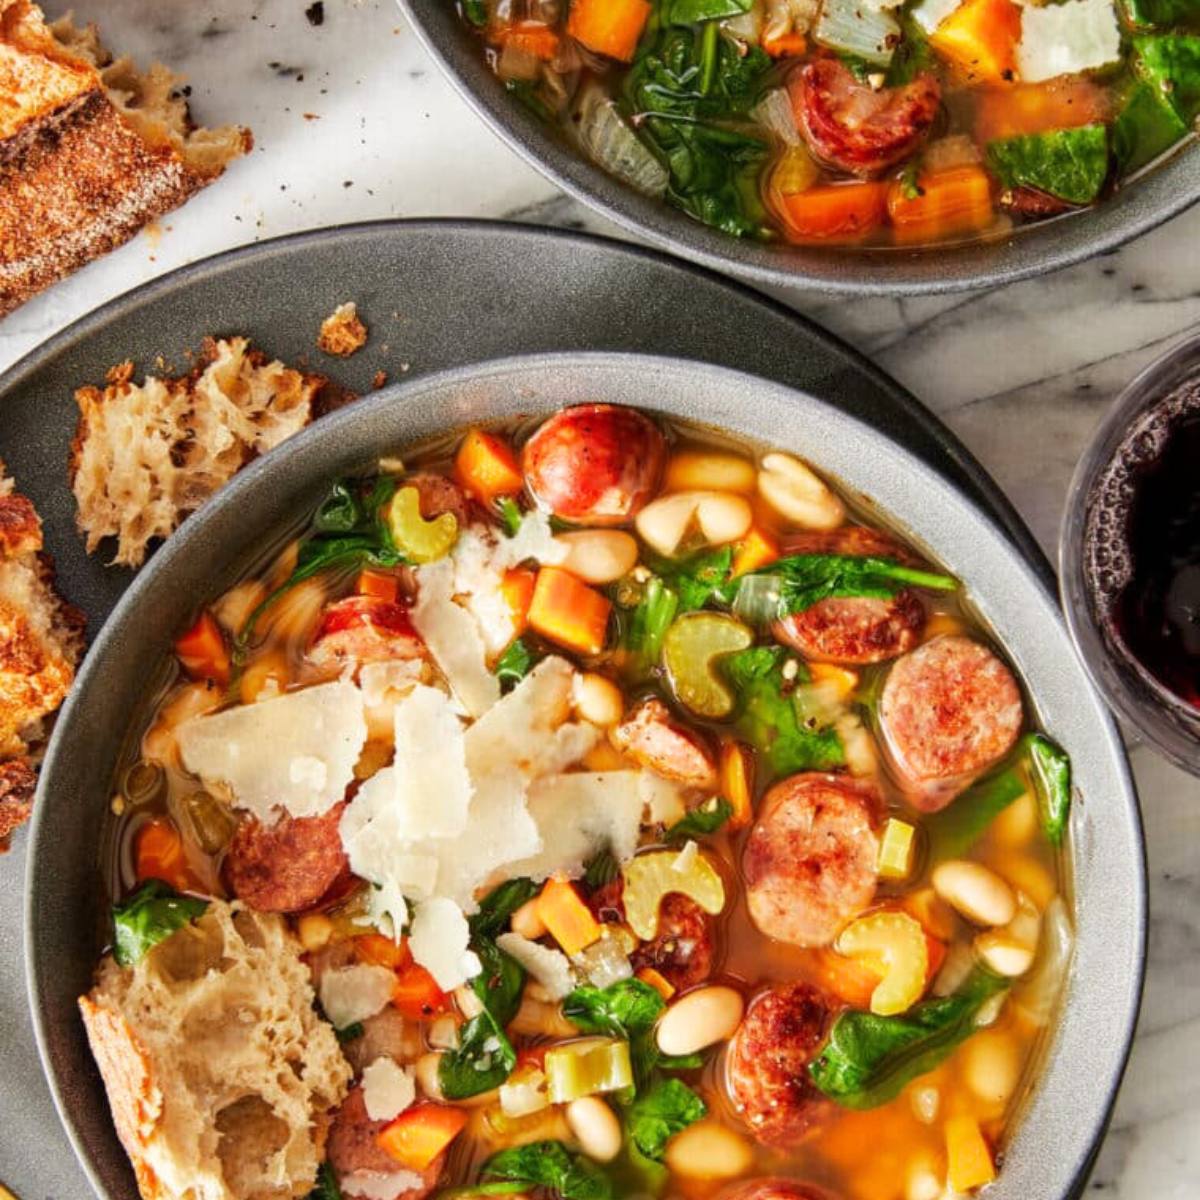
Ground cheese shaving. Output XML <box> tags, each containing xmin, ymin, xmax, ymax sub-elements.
<box><xmin>361</xmin><ymin>1056</ymin><xmax>417</xmax><ymax>1122</ymax></box>
<box><xmin>496</xmin><ymin>932</ymin><xmax>577</xmax><ymax>999</ymax></box>
<box><xmin>409</xmin><ymin>897</ymin><xmax>482</xmax><ymax>990</ymax></box>
<box><xmin>318</xmin><ymin>964</ymin><xmax>397</xmax><ymax>1031</ymax></box>
<box><xmin>342</xmin><ymin>1172</ymin><xmax>427</xmax><ymax>1200</ymax></box>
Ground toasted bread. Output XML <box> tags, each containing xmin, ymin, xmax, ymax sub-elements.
<box><xmin>318</xmin><ymin>302</ymin><xmax>369</xmax><ymax>358</ymax></box>
<box><xmin>81</xmin><ymin>900</ymin><xmax>352</xmax><ymax>1200</ymax></box>
<box><xmin>70</xmin><ymin>337</ymin><xmax>327</xmax><ymax>568</ymax></box>
<box><xmin>0</xmin><ymin>1</ymin><xmax>251</xmax><ymax>316</ymax></box>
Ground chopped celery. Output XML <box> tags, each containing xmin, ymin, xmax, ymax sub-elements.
<box><xmin>387</xmin><ymin>486</ymin><xmax>458</xmax><ymax>563</ymax></box>
<box><xmin>1133</xmin><ymin>34</ymin><xmax>1200</xmax><ymax>121</ymax></box>
<box><xmin>662</xmin><ymin>612</ymin><xmax>753</xmax><ymax>719</ymax></box>
<box><xmin>1114</xmin><ymin>77</ymin><xmax>1189</xmax><ymax>174</ymax></box>
<box><xmin>544</xmin><ymin>1038</ymin><xmax>634</xmax><ymax>1102</ymax></box>
<box><xmin>876</xmin><ymin>818</ymin><xmax>917</xmax><ymax>880</ymax></box>
<box><xmin>986</xmin><ymin>124</ymin><xmax>1111</xmax><ymax>205</ymax></box>
<box><xmin>621</xmin><ymin>849</ymin><xmax>727</xmax><ymax>941</ymax></box>
<box><xmin>620</xmin><ymin>575</ymin><xmax>679</xmax><ymax>678</ymax></box>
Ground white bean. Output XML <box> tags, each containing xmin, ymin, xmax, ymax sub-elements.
<box><xmin>556</xmin><ymin>530</ymin><xmax>639</xmax><ymax>585</ymax></box>
<box><xmin>510</xmin><ymin>897</ymin><xmax>548</xmax><ymax>940</ymax></box>
<box><xmin>932</xmin><ymin>860</ymin><xmax>1017</xmax><ymax>927</ymax></box>
<box><xmin>757</xmin><ymin>452</ymin><xmax>845</xmax><ymax>530</ymax></box>
<box><xmin>573</xmin><ymin>673</ymin><xmax>624</xmax><ymax>728</ymax></box>
<box><xmin>415</xmin><ymin>1051</ymin><xmax>445</xmax><ymax>1100</ymax></box>
<box><xmin>656</xmin><ymin>985</ymin><xmax>744</xmax><ymax>1057</ymax></box>
<box><xmin>962</xmin><ymin>1029</ymin><xmax>1020</xmax><ymax>1107</ymax></box>
<box><xmin>566</xmin><ymin>1097</ymin><xmax>623</xmax><ymax>1163</ymax></box>
<box><xmin>664</xmin><ymin>1121</ymin><xmax>754</xmax><ymax>1180</ymax></box>
<box><xmin>975</xmin><ymin>889</ymin><xmax>1041</xmax><ymax>977</ymax></box>
<box><xmin>296</xmin><ymin>914</ymin><xmax>332</xmax><ymax>953</ymax></box>
<box><xmin>664</xmin><ymin>452</ymin><xmax>757</xmax><ymax>496</ymax></box>
<box><xmin>635</xmin><ymin>492</ymin><xmax>752</xmax><ymax>557</ymax></box>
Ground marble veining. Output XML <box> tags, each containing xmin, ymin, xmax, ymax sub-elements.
<box><xmin>1</xmin><ymin>2</ymin><xmax>1198</xmax><ymax>1198</ymax></box>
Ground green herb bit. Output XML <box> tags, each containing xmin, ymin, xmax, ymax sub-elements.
<box><xmin>334</xmin><ymin>1021</ymin><xmax>364</xmax><ymax>1044</ymax></box>
<box><xmin>665</xmin><ymin>797</ymin><xmax>734</xmax><ymax>842</ymax></box>
<box><xmin>481</xmin><ymin>1140</ymin><xmax>615</xmax><ymax>1200</ymax></box>
<box><xmin>470</xmin><ymin>877</ymin><xmax>539</xmax><ymax>940</ymax></box>
<box><xmin>112</xmin><ymin>880</ymin><xmax>208</xmax><ymax>968</ymax></box>
<box><xmin>583</xmin><ymin>847</ymin><xmax>620</xmax><ymax>892</ymax></box>
<box><xmin>307</xmin><ymin>1162</ymin><xmax>342</xmax><ymax>1200</ymax></box>
<box><xmin>625</xmin><ymin>1078</ymin><xmax>707</xmax><ymax>1160</ymax></box>
<box><xmin>494</xmin><ymin>637</ymin><xmax>541</xmax><ymax>693</ymax></box>
<box><xmin>621</xmin><ymin>574</ymin><xmax>679</xmax><ymax>677</ymax></box>
<box><xmin>497</xmin><ymin>496</ymin><xmax>524</xmax><ymax>538</ymax></box>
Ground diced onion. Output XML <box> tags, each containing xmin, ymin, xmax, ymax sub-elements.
<box><xmin>751</xmin><ymin>89</ymin><xmax>803</xmax><ymax>147</ymax></box>
<box><xmin>1013</xmin><ymin>896</ymin><xmax>1074</xmax><ymax>1026</ymax></box>
<box><xmin>576</xmin><ymin>86</ymin><xmax>668</xmax><ymax>198</ymax></box>
<box><xmin>731</xmin><ymin>574</ymin><xmax>783</xmax><ymax>626</ymax></box>
<box><xmin>814</xmin><ymin>0</ymin><xmax>900</xmax><ymax>66</ymax></box>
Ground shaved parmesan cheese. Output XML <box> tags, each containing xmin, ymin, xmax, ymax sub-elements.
<box><xmin>361</xmin><ymin>1057</ymin><xmax>417</xmax><ymax>1121</ymax></box>
<box><xmin>1017</xmin><ymin>0</ymin><xmax>1120</xmax><ymax>83</ymax></box>
<box><xmin>639</xmin><ymin>772</ymin><xmax>687</xmax><ymax>826</ymax></box>
<box><xmin>412</xmin><ymin>557</ymin><xmax>499</xmax><ymax>718</ymax></box>
<box><xmin>496</xmin><ymin>932</ymin><xmax>577</xmax><ymax>999</ymax></box>
<box><xmin>318</xmin><ymin>964</ymin><xmax>397</xmax><ymax>1030</ymax></box>
<box><xmin>511</xmin><ymin>771</ymin><xmax>646</xmax><ymax>882</ymax></box>
<box><xmin>359</xmin><ymin>658</ymin><xmax>425</xmax><ymax>707</ymax></box>
<box><xmin>672</xmin><ymin>840</ymin><xmax>700</xmax><ymax>874</ymax></box>
<box><xmin>410</xmin><ymin>897</ymin><xmax>481</xmax><ymax>990</ymax></box>
<box><xmin>177</xmin><ymin>681</ymin><xmax>367</xmax><ymax>820</ymax></box>
<box><xmin>365</xmin><ymin>880</ymin><xmax>410</xmax><ymax>943</ymax></box>
<box><xmin>390</xmin><ymin>685</ymin><xmax>472</xmax><ymax>839</ymax></box>
<box><xmin>342</xmin><ymin>1172</ymin><xmax>427</xmax><ymax>1200</ymax></box>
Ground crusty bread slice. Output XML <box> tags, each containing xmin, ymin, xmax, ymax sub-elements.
<box><xmin>80</xmin><ymin>900</ymin><xmax>352</xmax><ymax>1200</ymax></box>
<box><xmin>70</xmin><ymin>337</ymin><xmax>326</xmax><ymax>568</ymax></box>
<box><xmin>0</xmin><ymin>0</ymin><xmax>251</xmax><ymax>316</ymax></box>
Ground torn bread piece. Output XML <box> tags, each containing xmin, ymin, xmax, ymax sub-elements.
<box><xmin>0</xmin><ymin>464</ymin><xmax>84</xmax><ymax>849</ymax></box>
<box><xmin>80</xmin><ymin>900</ymin><xmax>352</xmax><ymax>1200</ymax></box>
<box><xmin>318</xmin><ymin>302</ymin><xmax>369</xmax><ymax>358</ymax></box>
<box><xmin>70</xmin><ymin>337</ymin><xmax>330</xmax><ymax>568</ymax></box>
<box><xmin>0</xmin><ymin>0</ymin><xmax>252</xmax><ymax>315</ymax></box>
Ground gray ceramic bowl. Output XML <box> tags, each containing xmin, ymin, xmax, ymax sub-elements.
<box><xmin>28</xmin><ymin>354</ymin><xmax>1144</xmax><ymax>1199</ymax></box>
<box><xmin>399</xmin><ymin>0</ymin><xmax>1199</xmax><ymax>295</ymax></box>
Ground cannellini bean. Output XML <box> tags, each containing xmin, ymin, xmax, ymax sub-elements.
<box><xmin>510</xmin><ymin>994</ymin><xmax>578</xmax><ymax>1038</ymax></box>
<box><xmin>296</xmin><ymin>913</ymin><xmax>333</xmax><ymax>953</ymax></box>
<box><xmin>656</xmin><ymin>985</ymin><xmax>744</xmax><ymax>1057</ymax></box>
<box><xmin>963</xmin><ymin>1029</ymin><xmax>1020</xmax><ymax>1107</ymax></box>
<box><xmin>757</xmin><ymin>452</ymin><xmax>845</xmax><ymax>530</ymax></box>
<box><xmin>975</xmin><ymin>890</ymin><xmax>1041</xmax><ymax>977</ymax></box>
<box><xmin>566</xmin><ymin>1097</ymin><xmax>623</xmax><ymax>1163</ymax></box>
<box><xmin>635</xmin><ymin>491</ymin><xmax>752</xmax><ymax>557</ymax></box>
<box><xmin>664</xmin><ymin>451</ymin><xmax>757</xmax><ymax>496</ymax></box>
<box><xmin>510</xmin><ymin>897</ymin><xmax>548</xmax><ymax>940</ymax></box>
<box><xmin>556</xmin><ymin>530</ymin><xmax>640</xmax><ymax>585</ymax></box>
<box><xmin>905</xmin><ymin>1153</ymin><xmax>943</xmax><ymax>1200</ymax></box>
<box><xmin>932</xmin><ymin>860</ymin><xmax>1017</xmax><ymax>927</ymax></box>
<box><xmin>415</xmin><ymin>1051</ymin><xmax>445</xmax><ymax>1100</ymax></box>
<box><xmin>573</xmin><ymin>673</ymin><xmax>624</xmax><ymax>728</ymax></box>
<box><xmin>664</xmin><ymin>1121</ymin><xmax>755</xmax><ymax>1180</ymax></box>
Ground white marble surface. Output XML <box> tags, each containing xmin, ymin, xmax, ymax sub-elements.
<box><xmin>1</xmin><ymin>1</ymin><xmax>1198</xmax><ymax>1197</ymax></box>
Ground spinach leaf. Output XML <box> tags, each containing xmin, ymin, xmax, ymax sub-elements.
<box><xmin>665</xmin><ymin>797</ymin><xmax>733</xmax><ymax>842</ymax></box>
<box><xmin>470</xmin><ymin>877</ymin><xmax>540</xmax><ymax>940</ymax></box>
<box><xmin>494</xmin><ymin>637</ymin><xmax>541</xmax><ymax>692</ymax></box>
<box><xmin>620</xmin><ymin>574</ymin><xmax>679</xmax><ymax>676</ymax></box>
<box><xmin>666</xmin><ymin>0</ymin><xmax>752</xmax><ymax>23</ymax></box>
<box><xmin>461</xmin><ymin>0</ymin><xmax>488</xmax><ymax>27</ymax></box>
<box><xmin>809</xmin><ymin>967</ymin><xmax>1009</xmax><ymax>1109</ymax></box>
<box><xmin>722</xmin><ymin>646</ymin><xmax>844</xmax><ymax>777</ymax></box>
<box><xmin>924</xmin><ymin>767</ymin><xmax>1026</xmax><ymax>864</ymax></box>
<box><xmin>564</xmin><ymin>979</ymin><xmax>667</xmax><ymax>1040</ymax></box>
<box><xmin>986</xmin><ymin>125</ymin><xmax>1111</xmax><ymax>205</ymax></box>
<box><xmin>625</xmin><ymin>1078</ymin><xmax>707</xmax><ymax>1160</ymax></box>
<box><xmin>307</xmin><ymin>1162</ymin><xmax>342</xmax><ymax>1200</ymax></box>
<box><xmin>584</xmin><ymin>847</ymin><xmax>620</xmax><ymax>892</ymax></box>
<box><xmin>112</xmin><ymin>881</ymin><xmax>208</xmax><ymax>967</ymax></box>
<box><xmin>1027</xmin><ymin>733</ymin><xmax>1071</xmax><ymax>847</ymax></box>
<box><xmin>1122</xmin><ymin>0</ymin><xmax>1200</xmax><ymax>27</ymax></box>
<box><xmin>334</xmin><ymin>1021</ymin><xmax>364</xmax><ymax>1044</ymax></box>
<box><xmin>473</xmin><ymin>937</ymin><xmax>526</xmax><ymax>1027</ymax></box>
<box><xmin>1134</xmin><ymin>34</ymin><xmax>1200</xmax><ymax>122</ymax></box>
<box><xmin>481</xmin><ymin>1140</ymin><xmax>614</xmax><ymax>1200</ymax></box>
<box><xmin>659</xmin><ymin>546</ymin><xmax>735</xmax><ymax>613</ymax></box>
<box><xmin>885</xmin><ymin>10</ymin><xmax>934</xmax><ymax>87</ymax></box>
<box><xmin>439</xmin><ymin>1009</ymin><xmax>518</xmax><ymax>1098</ymax></box>
<box><xmin>315</xmin><ymin>481</ymin><xmax>365</xmax><ymax>533</ymax></box>
<box><xmin>1113</xmin><ymin>77</ymin><xmax>1188</xmax><ymax>176</ymax></box>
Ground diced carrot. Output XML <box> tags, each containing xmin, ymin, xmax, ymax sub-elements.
<box><xmin>887</xmin><ymin>165</ymin><xmax>996</xmax><ymax>244</ymax></box>
<box><xmin>134</xmin><ymin>818</ymin><xmax>204</xmax><ymax>893</ymax></box>
<box><xmin>497</xmin><ymin>20</ymin><xmax>561</xmax><ymax>60</ymax></box>
<box><xmin>763</xmin><ymin>32</ymin><xmax>807</xmax><ymax>57</ymax></box>
<box><xmin>779</xmin><ymin>182</ymin><xmax>889</xmax><ymax>244</ymax></box>
<box><xmin>357</xmin><ymin>569</ymin><xmax>400</xmax><ymax>604</ymax></box>
<box><xmin>636</xmin><ymin>966</ymin><xmax>676</xmax><ymax>1001</ymax></box>
<box><xmin>923</xmin><ymin>932</ymin><xmax>947</xmax><ymax>985</ymax></box>
<box><xmin>239</xmin><ymin>649</ymin><xmax>289</xmax><ymax>705</ymax></box>
<box><xmin>807</xmin><ymin>947</ymin><xmax>883</xmax><ymax>1010</ymax></box>
<box><xmin>945</xmin><ymin>1115</ymin><xmax>996</xmax><ymax>1192</ymax></box>
<box><xmin>175</xmin><ymin>612</ymin><xmax>230</xmax><ymax>686</ymax></box>
<box><xmin>527</xmin><ymin>566</ymin><xmax>611</xmax><ymax>657</ymax></box>
<box><xmin>929</xmin><ymin>0</ymin><xmax>1022</xmax><ymax>85</ymax></box>
<box><xmin>536</xmin><ymin>876</ymin><xmax>602</xmax><ymax>957</ymax></box>
<box><xmin>974</xmin><ymin>77</ymin><xmax>1110</xmax><ymax>143</ymax></box>
<box><xmin>500</xmin><ymin>567</ymin><xmax>537</xmax><ymax>637</ymax></box>
<box><xmin>731</xmin><ymin>525</ymin><xmax>778</xmax><ymax>577</ymax></box>
<box><xmin>392</xmin><ymin>963</ymin><xmax>450</xmax><ymax>1020</ymax></box>
<box><xmin>566</xmin><ymin>0</ymin><xmax>651</xmax><ymax>62</ymax></box>
<box><xmin>356</xmin><ymin>932</ymin><xmax>411</xmax><ymax>970</ymax></box>
<box><xmin>454</xmin><ymin>428</ymin><xmax>524</xmax><ymax>504</ymax></box>
<box><xmin>377</xmin><ymin>1103</ymin><xmax>469</xmax><ymax>1171</ymax></box>
<box><xmin>719</xmin><ymin>740</ymin><xmax>755</xmax><ymax>830</ymax></box>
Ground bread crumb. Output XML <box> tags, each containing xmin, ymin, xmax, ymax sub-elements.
<box><xmin>318</xmin><ymin>301</ymin><xmax>368</xmax><ymax>358</ymax></box>
<box><xmin>372</xmin><ymin>370</ymin><xmax>388</xmax><ymax>390</ymax></box>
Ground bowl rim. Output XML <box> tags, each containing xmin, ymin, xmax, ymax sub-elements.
<box><xmin>27</xmin><ymin>351</ymin><xmax>1146</xmax><ymax>1200</ymax></box>
<box><xmin>397</xmin><ymin>0</ymin><xmax>1200</xmax><ymax>296</ymax></box>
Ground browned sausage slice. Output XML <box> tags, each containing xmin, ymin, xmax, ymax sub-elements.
<box><xmin>224</xmin><ymin>802</ymin><xmax>350</xmax><ymax>913</ymax></box>
<box><xmin>878</xmin><ymin>635</ymin><xmax>1024</xmax><ymax>812</ymax></box>
<box><xmin>612</xmin><ymin>697</ymin><xmax>717</xmax><ymax>789</ymax></box>
<box><xmin>328</xmin><ymin>1086</ymin><xmax>445</xmax><ymax>1198</ymax></box>
<box><xmin>631</xmin><ymin>893</ymin><xmax>715</xmax><ymax>992</ymax></box>
<box><xmin>791</xmin><ymin>59</ymin><xmax>941</xmax><ymax>176</ymax></box>
<box><xmin>771</xmin><ymin>527</ymin><xmax>926</xmax><ymax>665</ymax></box>
<box><xmin>522</xmin><ymin>404</ymin><xmax>666</xmax><ymax>526</ymax></box>
<box><xmin>742</xmin><ymin>773</ymin><xmax>880</xmax><ymax>947</ymax></box>
<box><xmin>722</xmin><ymin>1181</ymin><xmax>842</xmax><ymax>1200</ymax></box>
<box><xmin>308</xmin><ymin>596</ymin><xmax>425</xmax><ymax>672</ymax></box>
<box><xmin>725</xmin><ymin>982</ymin><xmax>833</xmax><ymax>1147</ymax></box>
<box><xmin>404</xmin><ymin>473</ymin><xmax>471</xmax><ymax>527</ymax></box>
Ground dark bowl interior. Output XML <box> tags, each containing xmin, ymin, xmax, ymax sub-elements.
<box><xmin>399</xmin><ymin>0</ymin><xmax>1200</xmax><ymax>295</ymax></box>
<box><xmin>29</xmin><ymin>354</ymin><xmax>1145</xmax><ymax>1200</ymax></box>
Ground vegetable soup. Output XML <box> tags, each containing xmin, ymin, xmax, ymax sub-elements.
<box><xmin>86</xmin><ymin>404</ymin><xmax>1075</xmax><ymax>1200</ymax></box>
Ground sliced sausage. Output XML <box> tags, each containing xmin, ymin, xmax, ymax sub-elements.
<box><xmin>522</xmin><ymin>404</ymin><xmax>666</xmax><ymax>526</ymax></box>
<box><xmin>341</xmin><ymin>1007</ymin><xmax>424</xmax><ymax>1075</ymax></box>
<box><xmin>878</xmin><ymin>635</ymin><xmax>1023</xmax><ymax>813</ymax></box>
<box><xmin>791</xmin><ymin>59</ymin><xmax>941</xmax><ymax>176</ymax></box>
<box><xmin>404</xmin><ymin>472</ymin><xmax>471</xmax><ymax>526</ymax></box>
<box><xmin>308</xmin><ymin>595</ymin><xmax>425</xmax><ymax>672</ymax></box>
<box><xmin>722</xmin><ymin>1181</ymin><xmax>840</xmax><ymax>1200</ymax></box>
<box><xmin>224</xmin><ymin>802</ymin><xmax>350</xmax><ymax>913</ymax></box>
<box><xmin>725</xmin><ymin>982</ymin><xmax>833</xmax><ymax>1147</ymax></box>
<box><xmin>743</xmin><ymin>773</ymin><xmax>880</xmax><ymax>947</ymax></box>
<box><xmin>772</xmin><ymin>527</ymin><xmax>927</xmax><ymax>665</ymax></box>
<box><xmin>612</xmin><ymin>697</ymin><xmax>717</xmax><ymax>789</ymax></box>
<box><xmin>328</xmin><ymin>1086</ymin><xmax>445</xmax><ymax>1198</ymax></box>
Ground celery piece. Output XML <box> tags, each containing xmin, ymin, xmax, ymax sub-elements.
<box><xmin>1133</xmin><ymin>34</ymin><xmax>1200</xmax><ymax>121</ymax></box>
<box><xmin>986</xmin><ymin>125</ymin><xmax>1111</xmax><ymax>205</ymax></box>
<box><xmin>815</xmin><ymin>0</ymin><xmax>901</xmax><ymax>65</ymax></box>
<box><xmin>876</xmin><ymin>818</ymin><xmax>916</xmax><ymax>880</ymax></box>
<box><xmin>1114</xmin><ymin>77</ymin><xmax>1189</xmax><ymax>175</ymax></box>
<box><xmin>544</xmin><ymin>1039</ymin><xmax>634</xmax><ymax>1103</ymax></box>
<box><xmin>662</xmin><ymin>612</ymin><xmax>753</xmax><ymax>719</ymax></box>
<box><xmin>386</xmin><ymin>485</ymin><xmax>458</xmax><ymax>563</ymax></box>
